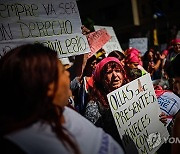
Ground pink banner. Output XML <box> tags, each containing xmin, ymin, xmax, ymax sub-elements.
<box><xmin>87</xmin><ymin>29</ymin><xmax>111</xmax><ymax>58</ymax></box>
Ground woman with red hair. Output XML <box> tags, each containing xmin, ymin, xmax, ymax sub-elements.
<box><xmin>84</xmin><ymin>57</ymin><xmax>129</xmax><ymax>148</ymax></box>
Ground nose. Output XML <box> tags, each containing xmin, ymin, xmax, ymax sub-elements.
<box><xmin>112</xmin><ymin>71</ymin><xmax>118</xmax><ymax>77</ymax></box>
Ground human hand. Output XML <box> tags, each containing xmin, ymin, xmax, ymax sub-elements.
<box><xmin>81</xmin><ymin>25</ymin><xmax>91</xmax><ymax>35</ymax></box>
<box><xmin>159</xmin><ymin>54</ymin><xmax>166</xmax><ymax>60</ymax></box>
<box><xmin>159</xmin><ymin>112</ymin><xmax>168</xmax><ymax>126</ymax></box>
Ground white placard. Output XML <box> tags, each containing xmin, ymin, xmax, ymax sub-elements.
<box><xmin>107</xmin><ymin>73</ymin><xmax>169</xmax><ymax>154</ymax></box>
<box><xmin>0</xmin><ymin>0</ymin><xmax>82</xmax><ymax>40</ymax></box>
<box><xmin>0</xmin><ymin>0</ymin><xmax>91</xmax><ymax>57</ymax></box>
<box><xmin>129</xmin><ymin>38</ymin><xmax>148</xmax><ymax>56</ymax></box>
<box><xmin>0</xmin><ymin>34</ymin><xmax>90</xmax><ymax>58</ymax></box>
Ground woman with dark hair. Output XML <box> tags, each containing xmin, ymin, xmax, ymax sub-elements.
<box><xmin>142</xmin><ymin>47</ymin><xmax>163</xmax><ymax>80</ymax></box>
<box><xmin>84</xmin><ymin>57</ymin><xmax>129</xmax><ymax>147</ymax></box>
<box><xmin>0</xmin><ymin>44</ymin><xmax>124</xmax><ymax>154</ymax></box>
<box><xmin>108</xmin><ymin>50</ymin><xmax>126</xmax><ymax>66</ymax></box>
<box><xmin>74</xmin><ymin>55</ymin><xmax>97</xmax><ymax>115</ymax></box>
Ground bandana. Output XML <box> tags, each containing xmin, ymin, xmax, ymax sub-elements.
<box><xmin>126</xmin><ymin>48</ymin><xmax>140</xmax><ymax>56</ymax></box>
<box><xmin>93</xmin><ymin>57</ymin><xmax>122</xmax><ymax>82</ymax></box>
<box><xmin>126</xmin><ymin>53</ymin><xmax>143</xmax><ymax>66</ymax></box>
<box><xmin>171</xmin><ymin>38</ymin><xmax>180</xmax><ymax>45</ymax></box>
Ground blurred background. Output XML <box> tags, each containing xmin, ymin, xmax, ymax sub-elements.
<box><xmin>77</xmin><ymin>0</ymin><xmax>180</xmax><ymax>51</ymax></box>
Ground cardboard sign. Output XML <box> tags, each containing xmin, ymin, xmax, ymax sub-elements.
<box><xmin>107</xmin><ymin>74</ymin><xmax>169</xmax><ymax>154</ymax></box>
<box><xmin>0</xmin><ymin>34</ymin><xmax>90</xmax><ymax>58</ymax></box>
<box><xmin>86</xmin><ymin>28</ymin><xmax>111</xmax><ymax>58</ymax></box>
<box><xmin>129</xmin><ymin>38</ymin><xmax>148</xmax><ymax>56</ymax></box>
<box><xmin>94</xmin><ymin>25</ymin><xmax>123</xmax><ymax>55</ymax></box>
<box><xmin>0</xmin><ymin>0</ymin><xmax>91</xmax><ymax>57</ymax></box>
<box><xmin>0</xmin><ymin>0</ymin><xmax>82</xmax><ymax>40</ymax></box>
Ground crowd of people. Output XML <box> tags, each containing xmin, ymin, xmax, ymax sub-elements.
<box><xmin>0</xmin><ymin>28</ymin><xmax>179</xmax><ymax>154</ymax></box>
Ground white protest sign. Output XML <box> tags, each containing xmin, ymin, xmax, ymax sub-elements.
<box><xmin>94</xmin><ymin>25</ymin><xmax>123</xmax><ymax>55</ymax></box>
<box><xmin>129</xmin><ymin>38</ymin><xmax>148</xmax><ymax>56</ymax></box>
<box><xmin>0</xmin><ymin>0</ymin><xmax>82</xmax><ymax>40</ymax></box>
<box><xmin>0</xmin><ymin>0</ymin><xmax>91</xmax><ymax>57</ymax></box>
<box><xmin>0</xmin><ymin>34</ymin><xmax>89</xmax><ymax>58</ymax></box>
<box><xmin>107</xmin><ymin>73</ymin><xmax>169</xmax><ymax>154</ymax></box>
<box><xmin>86</xmin><ymin>28</ymin><xmax>111</xmax><ymax>58</ymax></box>
<box><xmin>157</xmin><ymin>92</ymin><xmax>180</xmax><ymax>116</ymax></box>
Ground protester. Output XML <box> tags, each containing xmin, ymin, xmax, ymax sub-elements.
<box><xmin>156</xmin><ymin>54</ymin><xmax>180</xmax><ymax>154</ymax></box>
<box><xmin>164</xmin><ymin>39</ymin><xmax>180</xmax><ymax>67</ymax></box>
<box><xmin>126</xmin><ymin>68</ymin><xmax>142</xmax><ymax>81</ymax></box>
<box><xmin>108</xmin><ymin>50</ymin><xmax>142</xmax><ymax>81</ymax></box>
<box><xmin>73</xmin><ymin>55</ymin><xmax>97</xmax><ymax>115</ymax></box>
<box><xmin>69</xmin><ymin>25</ymin><xmax>93</xmax><ymax>109</ymax></box>
<box><xmin>163</xmin><ymin>39</ymin><xmax>180</xmax><ymax>79</ymax></box>
<box><xmin>0</xmin><ymin>44</ymin><xmax>125</xmax><ymax>154</ymax></box>
<box><xmin>170</xmin><ymin>54</ymin><xmax>180</xmax><ymax>154</ymax></box>
<box><xmin>125</xmin><ymin>48</ymin><xmax>147</xmax><ymax>76</ymax></box>
<box><xmin>125</xmin><ymin>47</ymin><xmax>143</xmax><ymax>68</ymax></box>
<box><xmin>143</xmin><ymin>47</ymin><xmax>164</xmax><ymax>80</ymax></box>
<box><xmin>155</xmin><ymin>85</ymin><xmax>180</xmax><ymax>118</ymax></box>
<box><xmin>84</xmin><ymin>57</ymin><xmax>129</xmax><ymax>147</ymax></box>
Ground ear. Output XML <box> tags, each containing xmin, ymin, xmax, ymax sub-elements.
<box><xmin>47</xmin><ymin>82</ymin><xmax>55</xmax><ymax>96</ymax></box>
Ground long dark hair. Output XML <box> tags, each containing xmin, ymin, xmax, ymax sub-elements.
<box><xmin>0</xmin><ymin>44</ymin><xmax>80</xmax><ymax>154</ymax></box>
<box><xmin>108</xmin><ymin>50</ymin><xmax>125</xmax><ymax>61</ymax></box>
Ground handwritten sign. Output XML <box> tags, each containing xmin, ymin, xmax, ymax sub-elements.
<box><xmin>107</xmin><ymin>74</ymin><xmax>169</xmax><ymax>154</ymax></box>
<box><xmin>158</xmin><ymin>92</ymin><xmax>180</xmax><ymax>116</ymax></box>
<box><xmin>0</xmin><ymin>0</ymin><xmax>82</xmax><ymax>41</ymax></box>
<box><xmin>87</xmin><ymin>28</ymin><xmax>111</xmax><ymax>58</ymax></box>
<box><xmin>129</xmin><ymin>38</ymin><xmax>148</xmax><ymax>56</ymax></box>
<box><xmin>0</xmin><ymin>0</ymin><xmax>91</xmax><ymax>57</ymax></box>
<box><xmin>0</xmin><ymin>34</ymin><xmax>89</xmax><ymax>58</ymax></box>
<box><xmin>94</xmin><ymin>25</ymin><xmax>123</xmax><ymax>55</ymax></box>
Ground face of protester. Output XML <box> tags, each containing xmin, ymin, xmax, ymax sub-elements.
<box><xmin>48</xmin><ymin>60</ymin><xmax>71</xmax><ymax>108</ymax></box>
<box><xmin>90</xmin><ymin>59</ymin><xmax>97</xmax><ymax>73</ymax></box>
<box><xmin>148</xmin><ymin>50</ymin><xmax>154</xmax><ymax>61</ymax></box>
<box><xmin>173</xmin><ymin>77</ymin><xmax>180</xmax><ymax>96</ymax></box>
<box><xmin>128</xmin><ymin>62</ymin><xmax>139</xmax><ymax>69</ymax></box>
<box><xmin>174</xmin><ymin>42</ymin><xmax>180</xmax><ymax>53</ymax></box>
<box><xmin>120</xmin><ymin>59</ymin><xmax>125</xmax><ymax>66</ymax></box>
<box><xmin>103</xmin><ymin>64</ymin><xmax>124</xmax><ymax>92</ymax></box>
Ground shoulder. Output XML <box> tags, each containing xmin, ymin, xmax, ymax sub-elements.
<box><xmin>5</xmin><ymin>122</ymin><xmax>70</xmax><ymax>154</ymax></box>
<box><xmin>63</xmin><ymin>107</ymin><xmax>124</xmax><ymax>154</ymax></box>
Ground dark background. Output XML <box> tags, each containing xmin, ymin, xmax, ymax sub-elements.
<box><xmin>77</xmin><ymin>0</ymin><xmax>180</xmax><ymax>51</ymax></box>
